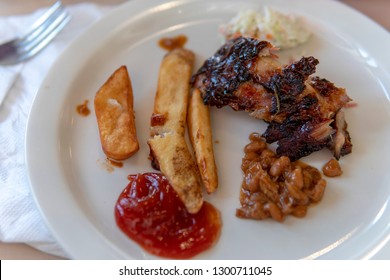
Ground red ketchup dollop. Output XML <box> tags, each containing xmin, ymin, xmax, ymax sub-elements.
<box><xmin>115</xmin><ymin>173</ymin><xmax>221</xmax><ymax>259</ymax></box>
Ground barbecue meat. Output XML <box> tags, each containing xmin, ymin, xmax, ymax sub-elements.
<box><xmin>191</xmin><ymin>37</ymin><xmax>352</xmax><ymax>161</ymax></box>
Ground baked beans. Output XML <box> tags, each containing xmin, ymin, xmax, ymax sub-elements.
<box><xmin>236</xmin><ymin>133</ymin><xmax>327</xmax><ymax>222</ymax></box>
<box><xmin>322</xmin><ymin>158</ymin><xmax>343</xmax><ymax>177</ymax></box>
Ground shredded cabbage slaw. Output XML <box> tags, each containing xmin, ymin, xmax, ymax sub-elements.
<box><xmin>219</xmin><ymin>7</ymin><xmax>311</xmax><ymax>49</ymax></box>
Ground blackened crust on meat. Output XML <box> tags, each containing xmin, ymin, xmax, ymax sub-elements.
<box><xmin>192</xmin><ymin>37</ymin><xmax>352</xmax><ymax>161</ymax></box>
<box><xmin>261</xmin><ymin>56</ymin><xmax>319</xmax><ymax>114</ymax></box>
<box><xmin>309</xmin><ymin>76</ymin><xmax>340</xmax><ymax>97</ymax></box>
<box><xmin>263</xmin><ymin>120</ymin><xmax>331</xmax><ymax>161</ymax></box>
<box><xmin>191</xmin><ymin>37</ymin><xmax>272</xmax><ymax>107</ymax></box>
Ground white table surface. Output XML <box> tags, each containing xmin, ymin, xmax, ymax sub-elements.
<box><xmin>0</xmin><ymin>0</ymin><xmax>389</xmax><ymax>260</ymax></box>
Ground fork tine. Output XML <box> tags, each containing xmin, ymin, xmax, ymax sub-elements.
<box><xmin>0</xmin><ymin>1</ymin><xmax>70</xmax><ymax>65</ymax></box>
<box><xmin>18</xmin><ymin>9</ymin><xmax>70</xmax><ymax>54</ymax></box>
<box><xmin>15</xmin><ymin>5</ymin><xmax>70</xmax><ymax>62</ymax></box>
<box><xmin>18</xmin><ymin>1</ymin><xmax>64</xmax><ymax>46</ymax></box>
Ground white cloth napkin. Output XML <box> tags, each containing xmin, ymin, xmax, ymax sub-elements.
<box><xmin>0</xmin><ymin>2</ymin><xmax>114</xmax><ymax>259</ymax></box>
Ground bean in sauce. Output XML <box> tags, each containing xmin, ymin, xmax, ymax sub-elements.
<box><xmin>237</xmin><ymin>133</ymin><xmax>327</xmax><ymax>222</ymax></box>
<box><xmin>322</xmin><ymin>158</ymin><xmax>343</xmax><ymax>177</ymax></box>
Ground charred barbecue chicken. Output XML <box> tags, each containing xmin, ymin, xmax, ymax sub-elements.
<box><xmin>191</xmin><ymin>37</ymin><xmax>352</xmax><ymax>161</ymax></box>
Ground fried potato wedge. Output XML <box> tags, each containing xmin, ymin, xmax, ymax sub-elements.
<box><xmin>150</xmin><ymin>48</ymin><xmax>195</xmax><ymax>137</ymax></box>
<box><xmin>148</xmin><ymin>48</ymin><xmax>203</xmax><ymax>214</ymax></box>
<box><xmin>148</xmin><ymin>133</ymin><xmax>203</xmax><ymax>214</ymax></box>
<box><xmin>94</xmin><ymin>65</ymin><xmax>139</xmax><ymax>160</ymax></box>
<box><xmin>188</xmin><ymin>88</ymin><xmax>218</xmax><ymax>193</ymax></box>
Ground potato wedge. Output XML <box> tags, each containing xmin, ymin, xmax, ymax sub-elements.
<box><xmin>188</xmin><ymin>88</ymin><xmax>218</xmax><ymax>193</ymax></box>
<box><xmin>148</xmin><ymin>133</ymin><xmax>203</xmax><ymax>214</ymax></box>
<box><xmin>94</xmin><ymin>65</ymin><xmax>139</xmax><ymax>160</ymax></box>
<box><xmin>150</xmin><ymin>48</ymin><xmax>195</xmax><ymax>137</ymax></box>
<box><xmin>148</xmin><ymin>48</ymin><xmax>203</xmax><ymax>214</ymax></box>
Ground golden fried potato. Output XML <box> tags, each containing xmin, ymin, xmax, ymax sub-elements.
<box><xmin>150</xmin><ymin>48</ymin><xmax>195</xmax><ymax>137</ymax></box>
<box><xmin>148</xmin><ymin>133</ymin><xmax>203</xmax><ymax>214</ymax></box>
<box><xmin>188</xmin><ymin>88</ymin><xmax>218</xmax><ymax>194</ymax></box>
<box><xmin>94</xmin><ymin>65</ymin><xmax>139</xmax><ymax>160</ymax></box>
<box><xmin>148</xmin><ymin>48</ymin><xmax>203</xmax><ymax>214</ymax></box>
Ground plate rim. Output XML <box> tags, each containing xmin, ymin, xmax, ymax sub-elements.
<box><xmin>26</xmin><ymin>0</ymin><xmax>390</xmax><ymax>259</ymax></box>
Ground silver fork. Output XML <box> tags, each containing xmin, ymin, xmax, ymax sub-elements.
<box><xmin>0</xmin><ymin>1</ymin><xmax>70</xmax><ymax>65</ymax></box>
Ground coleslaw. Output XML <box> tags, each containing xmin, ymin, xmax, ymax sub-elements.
<box><xmin>219</xmin><ymin>7</ymin><xmax>312</xmax><ymax>49</ymax></box>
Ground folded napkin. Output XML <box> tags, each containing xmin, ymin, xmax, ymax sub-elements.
<box><xmin>0</xmin><ymin>2</ymin><xmax>114</xmax><ymax>259</ymax></box>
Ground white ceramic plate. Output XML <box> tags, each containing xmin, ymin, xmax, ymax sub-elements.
<box><xmin>26</xmin><ymin>0</ymin><xmax>390</xmax><ymax>259</ymax></box>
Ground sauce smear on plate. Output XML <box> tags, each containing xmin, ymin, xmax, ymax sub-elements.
<box><xmin>115</xmin><ymin>172</ymin><xmax>221</xmax><ymax>259</ymax></box>
<box><xmin>158</xmin><ymin>35</ymin><xmax>188</xmax><ymax>51</ymax></box>
<box><xmin>76</xmin><ymin>100</ymin><xmax>90</xmax><ymax>116</ymax></box>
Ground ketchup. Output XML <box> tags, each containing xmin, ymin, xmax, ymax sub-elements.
<box><xmin>115</xmin><ymin>173</ymin><xmax>221</xmax><ymax>259</ymax></box>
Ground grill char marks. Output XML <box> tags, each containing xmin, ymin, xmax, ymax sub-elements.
<box><xmin>192</xmin><ymin>37</ymin><xmax>352</xmax><ymax>161</ymax></box>
<box><xmin>261</xmin><ymin>56</ymin><xmax>319</xmax><ymax>115</ymax></box>
<box><xmin>192</xmin><ymin>38</ymin><xmax>272</xmax><ymax>108</ymax></box>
